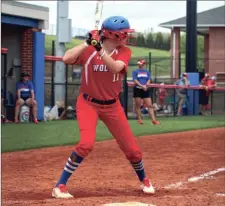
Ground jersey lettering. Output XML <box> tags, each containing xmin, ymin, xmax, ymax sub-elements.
<box><xmin>113</xmin><ymin>73</ymin><xmax>120</xmax><ymax>82</ymax></box>
<box><xmin>93</xmin><ymin>64</ymin><xmax>108</xmax><ymax>72</ymax></box>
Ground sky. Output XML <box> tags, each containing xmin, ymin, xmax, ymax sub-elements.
<box><xmin>20</xmin><ymin>1</ymin><xmax>225</xmax><ymax>33</ymax></box>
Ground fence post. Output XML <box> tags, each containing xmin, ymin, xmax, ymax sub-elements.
<box><xmin>155</xmin><ymin>64</ymin><xmax>157</xmax><ymax>83</ymax></box>
<box><xmin>173</xmin><ymin>88</ymin><xmax>176</xmax><ymax>116</ymax></box>
<box><xmin>148</xmin><ymin>52</ymin><xmax>152</xmax><ymax>73</ymax></box>
<box><xmin>123</xmin><ymin>72</ymin><xmax>128</xmax><ymax>118</ymax></box>
<box><xmin>3</xmin><ymin>53</ymin><xmax>7</xmax><ymax>105</ymax></box>
<box><xmin>51</xmin><ymin>40</ymin><xmax>55</xmax><ymax>107</ymax></box>
<box><xmin>65</xmin><ymin>64</ymin><xmax>68</xmax><ymax>108</ymax></box>
<box><xmin>178</xmin><ymin>51</ymin><xmax>181</xmax><ymax>78</ymax></box>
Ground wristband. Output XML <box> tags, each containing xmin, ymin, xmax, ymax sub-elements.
<box><xmin>84</xmin><ymin>42</ymin><xmax>89</xmax><ymax>47</ymax></box>
<box><xmin>99</xmin><ymin>50</ymin><xmax>105</xmax><ymax>58</ymax></box>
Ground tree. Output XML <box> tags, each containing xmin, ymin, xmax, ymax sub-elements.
<box><xmin>154</xmin><ymin>32</ymin><xmax>164</xmax><ymax>49</ymax></box>
<box><xmin>146</xmin><ymin>32</ymin><xmax>154</xmax><ymax>48</ymax></box>
<box><xmin>136</xmin><ymin>33</ymin><xmax>146</xmax><ymax>47</ymax></box>
<box><xmin>164</xmin><ymin>34</ymin><xmax>171</xmax><ymax>51</ymax></box>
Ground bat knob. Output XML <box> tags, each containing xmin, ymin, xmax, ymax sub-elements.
<box><xmin>91</xmin><ymin>39</ymin><xmax>98</xmax><ymax>46</ymax></box>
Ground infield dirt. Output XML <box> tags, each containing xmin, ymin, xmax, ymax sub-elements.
<box><xmin>2</xmin><ymin>127</ymin><xmax>225</xmax><ymax>206</ymax></box>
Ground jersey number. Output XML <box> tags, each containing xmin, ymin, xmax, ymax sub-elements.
<box><xmin>113</xmin><ymin>73</ymin><xmax>120</xmax><ymax>82</ymax></box>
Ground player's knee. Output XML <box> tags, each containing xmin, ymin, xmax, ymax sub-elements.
<box><xmin>147</xmin><ymin>104</ymin><xmax>153</xmax><ymax>109</ymax></box>
<box><xmin>126</xmin><ymin>150</ymin><xmax>143</xmax><ymax>163</ymax></box>
<box><xmin>74</xmin><ymin>143</ymin><xmax>94</xmax><ymax>157</ymax></box>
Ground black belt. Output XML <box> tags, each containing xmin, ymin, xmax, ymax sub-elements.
<box><xmin>83</xmin><ymin>94</ymin><xmax>117</xmax><ymax>105</ymax></box>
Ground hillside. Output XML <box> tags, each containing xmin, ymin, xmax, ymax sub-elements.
<box><xmin>45</xmin><ymin>35</ymin><xmax>185</xmax><ymax>77</ymax></box>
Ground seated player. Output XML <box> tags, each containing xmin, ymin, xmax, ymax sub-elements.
<box><xmin>14</xmin><ymin>72</ymin><xmax>38</xmax><ymax>124</ymax></box>
<box><xmin>155</xmin><ymin>83</ymin><xmax>167</xmax><ymax>111</ymax></box>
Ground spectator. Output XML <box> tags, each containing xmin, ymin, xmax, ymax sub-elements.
<box><xmin>155</xmin><ymin>83</ymin><xmax>168</xmax><ymax>111</ymax></box>
<box><xmin>132</xmin><ymin>59</ymin><xmax>160</xmax><ymax>125</ymax></box>
<box><xmin>175</xmin><ymin>73</ymin><xmax>190</xmax><ymax>116</ymax></box>
<box><xmin>14</xmin><ymin>72</ymin><xmax>38</xmax><ymax>124</ymax></box>
<box><xmin>199</xmin><ymin>74</ymin><xmax>216</xmax><ymax>115</ymax></box>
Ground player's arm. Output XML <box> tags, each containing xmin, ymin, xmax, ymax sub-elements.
<box><xmin>132</xmin><ymin>70</ymin><xmax>143</xmax><ymax>87</ymax></box>
<box><xmin>63</xmin><ymin>43</ymin><xmax>88</xmax><ymax>65</ymax></box>
<box><xmin>183</xmin><ymin>77</ymin><xmax>189</xmax><ymax>86</ymax></box>
<box><xmin>63</xmin><ymin>31</ymin><xmax>96</xmax><ymax>64</ymax></box>
<box><xmin>99</xmin><ymin>48</ymin><xmax>131</xmax><ymax>74</ymax></box>
<box><xmin>146</xmin><ymin>71</ymin><xmax>151</xmax><ymax>86</ymax></box>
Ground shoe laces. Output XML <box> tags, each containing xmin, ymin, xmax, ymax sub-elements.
<box><xmin>58</xmin><ymin>184</ymin><xmax>68</xmax><ymax>193</ymax></box>
<box><xmin>143</xmin><ymin>178</ymin><xmax>150</xmax><ymax>187</ymax></box>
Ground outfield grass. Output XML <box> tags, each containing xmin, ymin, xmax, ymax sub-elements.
<box><xmin>45</xmin><ymin>35</ymin><xmax>171</xmax><ymax>58</ymax></box>
<box><xmin>2</xmin><ymin>115</ymin><xmax>224</xmax><ymax>153</ymax></box>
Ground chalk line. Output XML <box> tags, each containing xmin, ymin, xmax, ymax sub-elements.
<box><xmin>216</xmin><ymin>193</ymin><xmax>225</xmax><ymax>197</ymax></box>
<box><xmin>164</xmin><ymin>167</ymin><xmax>225</xmax><ymax>189</ymax></box>
<box><xmin>102</xmin><ymin>202</ymin><xmax>156</xmax><ymax>206</ymax></box>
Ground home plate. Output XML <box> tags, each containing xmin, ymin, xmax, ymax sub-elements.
<box><xmin>102</xmin><ymin>202</ymin><xmax>156</xmax><ymax>206</ymax></box>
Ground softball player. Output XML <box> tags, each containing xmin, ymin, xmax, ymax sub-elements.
<box><xmin>52</xmin><ymin>16</ymin><xmax>155</xmax><ymax>198</ymax></box>
<box><xmin>132</xmin><ymin>60</ymin><xmax>160</xmax><ymax>125</ymax></box>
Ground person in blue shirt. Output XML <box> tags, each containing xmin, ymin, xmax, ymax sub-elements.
<box><xmin>14</xmin><ymin>72</ymin><xmax>38</xmax><ymax>124</ymax></box>
<box><xmin>132</xmin><ymin>60</ymin><xmax>160</xmax><ymax>125</ymax></box>
<box><xmin>175</xmin><ymin>73</ymin><xmax>190</xmax><ymax>116</ymax></box>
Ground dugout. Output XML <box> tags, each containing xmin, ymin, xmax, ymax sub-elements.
<box><xmin>159</xmin><ymin>5</ymin><xmax>225</xmax><ymax>85</ymax></box>
<box><xmin>1</xmin><ymin>1</ymin><xmax>49</xmax><ymax>120</ymax></box>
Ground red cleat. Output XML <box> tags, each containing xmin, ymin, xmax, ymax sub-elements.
<box><xmin>152</xmin><ymin>119</ymin><xmax>160</xmax><ymax>125</ymax></box>
<box><xmin>33</xmin><ymin>118</ymin><xmax>39</xmax><ymax>124</ymax></box>
<box><xmin>138</xmin><ymin>119</ymin><xmax>143</xmax><ymax>125</ymax></box>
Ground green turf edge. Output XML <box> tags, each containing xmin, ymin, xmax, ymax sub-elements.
<box><xmin>2</xmin><ymin>124</ymin><xmax>224</xmax><ymax>153</ymax></box>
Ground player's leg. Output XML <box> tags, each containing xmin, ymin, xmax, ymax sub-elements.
<box><xmin>52</xmin><ymin>94</ymin><xmax>98</xmax><ymax>198</ymax></box>
<box><xmin>133</xmin><ymin>87</ymin><xmax>143</xmax><ymax>124</ymax></box>
<box><xmin>99</xmin><ymin>102</ymin><xmax>155</xmax><ymax>194</ymax></box>
<box><xmin>177</xmin><ymin>94</ymin><xmax>184</xmax><ymax>116</ymax></box>
<box><xmin>143</xmin><ymin>97</ymin><xmax>160</xmax><ymax>125</ymax></box>
<box><xmin>14</xmin><ymin>98</ymin><xmax>25</xmax><ymax>123</ymax></box>
<box><xmin>25</xmin><ymin>98</ymin><xmax>38</xmax><ymax>123</ymax></box>
<box><xmin>142</xmin><ymin>89</ymin><xmax>160</xmax><ymax>125</ymax></box>
<box><xmin>135</xmin><ymin>97</ymin><xmax>143</xmax><ymax>124</ymax></box>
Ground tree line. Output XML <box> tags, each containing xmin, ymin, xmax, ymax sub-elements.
<box><xmin>133</xmin><ymin>32</ymin><xmax>204</xmax><ymax>57</ymax></box>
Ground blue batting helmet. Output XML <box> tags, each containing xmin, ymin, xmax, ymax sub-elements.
<box><xmin>101</xmin><ymin>16</ymin><xmax>133</xmax><ymax>32</ymax></box>
<box><xmin>101</xmin><ymin>16</ymin><xmax>134</xmax><ymax>41</ymax></box>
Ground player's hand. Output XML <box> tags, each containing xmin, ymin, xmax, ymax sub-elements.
<box><xmin>86</xmin><ymin>30</ymin><xmax>102</xmax><ymax>51</ymax></box>
<box><xmin>142</xmin><ymin>85</ymin><xmax>148</xmax><ymax>91</ymax></box>
<box><xmin>86</xmin><ymin>30</ymin><xmax>99</xmax><ymax>45</ymax></box>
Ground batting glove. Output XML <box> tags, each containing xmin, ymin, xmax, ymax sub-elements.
<box><xmin>86</xmin><ymin>30</ymin><xmax>102</xmax><ymax>51</ymax></box>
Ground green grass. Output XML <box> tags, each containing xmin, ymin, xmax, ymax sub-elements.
<box><xmin>2</xmin><ymin>115</ymin><xmax>224</xmax><ymax>153</ymax></box>
<box><xmin>45</xmin><ymin>35</ymin><xmax>183</xmax><ymax>76</ymax></box>
<box><xmin>45</xmin><ymin>35</ymin><xmax>171</xmax><ymax>58</ymax></box>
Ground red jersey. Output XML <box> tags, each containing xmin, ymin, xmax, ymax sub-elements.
<box><xmin>201</xmin><ymin>77</ymin><xmax>216</xmax><ymax>96</ymax></box>
<box><xmin>201</xmin><ymin>77</ymin><xmax>208</xmax><ymax>86</ymax></box>
<box><xmin>75</xmin><ymin>46</ymin><xmax>131</xmax><ymax>100</ymax></box>
<box><xmin>158</xmin><ymin>88</ymin><xmax>167</xmax><ymax>99</ymax></box>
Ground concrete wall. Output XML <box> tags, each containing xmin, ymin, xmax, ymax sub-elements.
<box><xmin>1</xmin><ymin>24</ymin><xmax>25</xmax><ymax>96</ymax></box>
